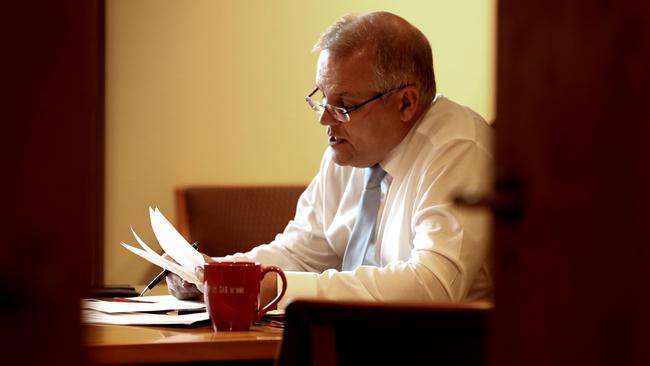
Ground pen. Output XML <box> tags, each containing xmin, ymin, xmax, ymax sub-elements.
<box><xmin>140</xmin><ymin>242</ymin><xmax>200</xmax><ymax>296</ymax></box>
<box><xmin>110</xmin><ymin>297</ymin><xmax>155</xmax><ymax>303</ymax></box>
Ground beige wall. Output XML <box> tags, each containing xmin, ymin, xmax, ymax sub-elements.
<box><xmin>104</xmin><ymin>0</ymin><xmax>496</xmax><ymax>285</ymax></box>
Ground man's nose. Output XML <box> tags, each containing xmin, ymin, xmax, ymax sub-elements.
<box><xmin>319</xmin><ymin>108</ymin><xmax>340</xmax><ymax>126</ymax></box>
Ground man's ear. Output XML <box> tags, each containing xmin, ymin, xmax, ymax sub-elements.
<box><xmin>397</xmin><ymin>86</ymin><xmax>420</xmax><ymax>122</ymax></box>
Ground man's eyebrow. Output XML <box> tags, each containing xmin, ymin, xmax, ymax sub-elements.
<box><xmin>316</xmin><ymin>86</ymin><xmax>350</xmax><ymax>98</ymax></box>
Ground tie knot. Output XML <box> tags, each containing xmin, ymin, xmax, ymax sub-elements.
<box><xmin>365</xmin><ymin>164</ymin><xmax>386</xmax><ymax>189</ymax></box>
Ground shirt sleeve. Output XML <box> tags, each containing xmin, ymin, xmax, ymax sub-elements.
<box><xmin>276</xmin><ymin>271</ymin><xmax>319</xmax><ymax>309</ymax></box>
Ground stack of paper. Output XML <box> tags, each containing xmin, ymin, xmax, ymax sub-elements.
<box><xmin>81</xmin><ymin>295</ymin><xmax>209</xmax><ymax>326</ymax></box>
<box><xmin>82</xmin><ymin>309</ymin><xmax>209</xmax><ymax>326</ymax></box>
<box><xmin>121</xmin><ymin>207</ymin><xmax>206</xmax><ymax>285</ymax></box>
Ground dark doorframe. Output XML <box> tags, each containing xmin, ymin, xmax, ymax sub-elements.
<box><xmin>1</xmin><ymin>0</ymin><xmax>104</xmax><ymax>364</ymax></box>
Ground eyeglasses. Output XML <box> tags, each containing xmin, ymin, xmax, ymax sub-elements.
<box><xmin>305</xmin><ymin>87</ymin><xmax>401</xmax><ymax>123</ymax></box>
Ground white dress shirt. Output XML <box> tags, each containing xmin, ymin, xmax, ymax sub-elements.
<box><xmin>228</xmin><ymin>95</ymin><xmax>494</xmax><ymax>304</ymax></box>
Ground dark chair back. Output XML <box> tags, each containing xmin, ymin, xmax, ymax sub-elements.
<box><xmin>175</xmin><ymin>185</ymin><xmax>305</xmax><ymax>257</ymax></box>
<box><xmin>276</xmin><ymin>299</ymin><xmax>491</xmax><ymax>366</ymax></box>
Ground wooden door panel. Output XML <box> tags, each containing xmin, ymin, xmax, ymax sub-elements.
<box><xmin>494</xmin><ymin>2</ymin><xmax>650</xmax><ymax>365</ymax></box>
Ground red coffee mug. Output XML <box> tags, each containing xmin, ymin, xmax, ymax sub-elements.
<box><xmin>204</xmin><ymin>261</ymin><xmax>287</xmax><ymax>331</ymax></box>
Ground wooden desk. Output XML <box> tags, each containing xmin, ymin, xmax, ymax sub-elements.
<box><xmin>84</xmin><ymin>323</ymin><xmax>282</xmax><ymax>365</ymax></box>
<box><xmin>84</xmin><ymin>286</ymin><xmax>282</xmax><ymax>364</ymax></box>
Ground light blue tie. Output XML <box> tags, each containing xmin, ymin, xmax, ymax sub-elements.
<box><xmin>342</xmin><ymin>164</ymin><xmax>387</xmax><ymax>271</ymax></box>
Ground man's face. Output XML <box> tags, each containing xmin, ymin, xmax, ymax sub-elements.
<box><xmin>315</xmin><ymin>49</ymin><xmax>407</xmax><ymax>168</ymax></box>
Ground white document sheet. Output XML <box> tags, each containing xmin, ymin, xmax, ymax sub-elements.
<box><xmin>121</xmin><ymin>207</ymin><xmax>205</xmax><ymax>285</ymax></box>
<box><xmin>81</xmin><ymin>295</ymin><xmax>205</xmax><ymax>314</ymax></box>
<box><xmin>149</xmin><ymin>207</ymin><xmax>204</xmax><ymax>269</ymax></box>
<box><xmin>81</xmin><ymin>309</ymin><xmax>209</xmax><ymax>326</ymax></box>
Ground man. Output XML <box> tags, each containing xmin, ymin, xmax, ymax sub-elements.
<box><xmin>168</xmin><ymin>11</ymin><xmax>493</xmax><ymax>303</ymax></box>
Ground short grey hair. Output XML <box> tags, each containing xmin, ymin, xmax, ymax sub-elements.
<box><xmin>313</xmin><ymin>12</ymin><xmax>436</xmax><ymax>106</ymax></box>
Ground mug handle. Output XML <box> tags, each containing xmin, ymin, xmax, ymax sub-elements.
<box><xmin>257</xmin><ymin>266</ymin><xmax>287</xmax><ymax>319</ymax></box>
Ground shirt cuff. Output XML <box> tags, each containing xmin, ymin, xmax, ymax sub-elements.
<box><xmin>277</xmin><ymin>271</ymin><xmax>318</xmax><ymax>310</ymax></box>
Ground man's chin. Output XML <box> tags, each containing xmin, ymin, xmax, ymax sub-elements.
<box><xmin>331</xmin><ymin>150</ymin><xmax>373</xmax><ymax>168</ymax></box>
<box><xmin>330</xmin><ymin>148</ymin><xmax>353</xmax><ymax>167</ymax></box>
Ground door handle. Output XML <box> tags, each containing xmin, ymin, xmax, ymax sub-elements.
<box><xmin>454</xmin><ymin>174</ymin><xmax>525</xmax><ymax>223</ymax></box>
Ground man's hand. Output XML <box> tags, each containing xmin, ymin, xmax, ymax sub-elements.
<box><xmin>163</xmin><ymin>253</ymin><xmax>212</xmax><ymax>301</ymax></box>
<box><xmin>165</xmin><ymin>272</ymin><xmax>203</xmax><ymax>301</ymax></box>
